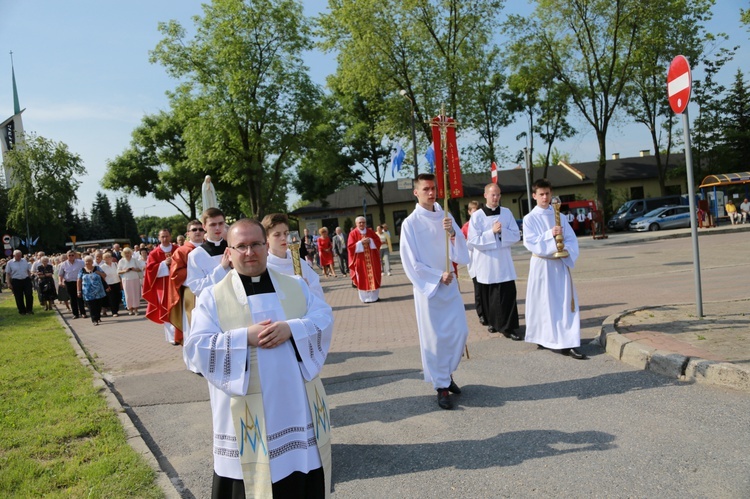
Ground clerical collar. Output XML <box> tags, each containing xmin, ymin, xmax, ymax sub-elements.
<box><xmin>239</xmin><ymin>270</ymin><xmax>275</xmax><ymax>296</ymax></box>
<box><xmin>359</xmin><ymin>229</ymin><xmax>366</xmax><ymax>234</ymax></box>
<box><xmin>482</xmin><ymin>205</ymin><xmax>500</xmax><ymax>216</ymax></box>
<box><xmin>202</xmin><ymin>239</ymin><xmax>227</xmax><ymax>257</ymax></box>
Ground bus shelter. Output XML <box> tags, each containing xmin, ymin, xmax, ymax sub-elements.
<box><xmin>698</xmin><ymin>172</ymin><xmax>750</xmax><ymax>223</ymax></box>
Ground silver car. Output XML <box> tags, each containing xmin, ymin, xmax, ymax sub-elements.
<box><xmin>629</xmin><ymin>205</ymin><xmax>691</xmax><ymax>232</ymax></box>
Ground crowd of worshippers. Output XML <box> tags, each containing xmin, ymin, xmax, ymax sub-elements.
<box><xmin>2</xmin><ymin>177</ymin><xmax>583</xmax><ymax>497</ymax></box>
<box><xmin>1</xmin><ymin>243</ymin><xmax>164</xmax><ymax>322</ymax></box>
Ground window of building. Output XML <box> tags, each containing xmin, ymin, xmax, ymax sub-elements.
<box><xmin>392</xmin><ymin>210</ymin><xmax>407</xmax><ymax>236</ymax></box>
<box><xmin>630</xmin><ymin>186</ymin><xmax>644</xmax><ymax>199</ymax></box>
<box><xmin>665</xmin><ymin>185</ymin><xmax>682</xmax><ymax>195</ymax></box>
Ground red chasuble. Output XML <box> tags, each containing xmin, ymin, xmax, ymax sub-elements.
<box><xmin>165</xmin><ymin>241</ymin><xmax>196</xmax><ymax>343</ymax></box>
<box><xmin>347</xmin><ymin>228</ymin><xmax>382</xmax><ymax>291</ymax></box>
<box><xmin>142</xmin><ymin>244</ymin><xmax>178</xmax><ymax>325</ymax></box>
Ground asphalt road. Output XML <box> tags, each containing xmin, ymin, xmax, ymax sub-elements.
<box><xmin>71</xmin><ymin>228</ymin><xmax>750</xmax><ymax>498</ymax></box>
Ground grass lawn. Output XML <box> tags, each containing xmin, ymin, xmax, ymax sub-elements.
<box><xmin>0</xmin><ymin>293</ymin><xmax>163</xmax><ymax>498</ymax></box>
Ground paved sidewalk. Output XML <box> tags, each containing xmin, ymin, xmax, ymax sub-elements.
<box><xmin>600</xmin><ymin>299</ymin><xmax>750</xmax><ymax>392</ymax></box>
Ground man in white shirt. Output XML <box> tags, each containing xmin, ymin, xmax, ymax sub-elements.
<box><xmin>6</xmin><ymin>250</ymin><xmax>34</xmax><ymax>315</ymax></box>
<box><xmin>468</xmin><ymin>183</ymin><xmax>522</xmax><ymax>340</ymax></box>
<box><xmin>399</xmin><ymin>173</ymin><xmax>470</xmax><ymax>410</ymax></box>
<box><xmin>59</xmin><ymin>250</ymin><xmax>86</xmax><ymax>318</ymax></box>
<box><xmin>740</xmin><ymin>198</ymin><xmax>750</xmax><ymax>224</ymax></box>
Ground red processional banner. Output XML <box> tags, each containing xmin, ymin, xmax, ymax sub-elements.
<box><xmin>430</xmin><ymin>116</ymin><xmax>464</xmax><ymax>199</ymax></box>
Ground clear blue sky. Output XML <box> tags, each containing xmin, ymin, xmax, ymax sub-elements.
<box><xmin>1</xmin><ymin>0</ymin><xmax>747</xmax><ymax>219</ymax></box>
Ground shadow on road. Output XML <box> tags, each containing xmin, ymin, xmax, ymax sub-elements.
<box><xmin>331</xmin><ymin>369</ymin><xmax>684</xmax><ymax>428</ymax></box>
<box><xmin>332</xmin><ymin>429</ymin><xmax>616</xmax><ymax>484</ymax></box>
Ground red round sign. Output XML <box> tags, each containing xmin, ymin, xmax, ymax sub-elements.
<box><xmin>667</xmin><ymin>55</ymin><xmax>691</xmax><ymax>114</ymax></box>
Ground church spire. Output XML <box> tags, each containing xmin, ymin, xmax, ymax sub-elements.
<box><xmin>11</xmin><ymin>51</ymin><xmax>20</xmax><ymax>115</ymax></box>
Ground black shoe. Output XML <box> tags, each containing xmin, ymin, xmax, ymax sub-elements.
<box><xmin>508</xmin><ymin>332</ymin><xmax>522</xmax><ymax>341</ymax></box>
<box><xmin>448</xmin><ymin>379</ymin><xmax>462</xmax><ymax>394</ymax></box>
<box><xmin>487</xmin><ymin>326</ymin><xmax>498</xmax><ymax>334</ymax></box>
<box><xmin>437</xmin><ymin>389</ymin><xmax>453</xmax><ymax>410</ymax></box>
<box><xmin>478</xmin><ymin>316</ymin><xmax>488</xmax><ymax>326</ymax></box>
<box><xmin>567</xmin><ymin>348</ymin><xmax>587</xmax><ymax>360</ymax></box>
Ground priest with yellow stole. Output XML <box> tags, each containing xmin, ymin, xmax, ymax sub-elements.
<box><xmin>186</xmin><ymin>218</ymin><xmax>334</xmax><ymax>498</ymax></box>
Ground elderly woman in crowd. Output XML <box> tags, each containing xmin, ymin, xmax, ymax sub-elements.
<box><xmin>100</xmin><ymin>251</ymin><xmax>122</xmax><ymax>317</ymax></box>
<box><xmin>53</xmin><ymin>254</ymin><xmax>71</xmax><ymax>311</ymax></box>
<box><xmin>36</xmin><ymin>255</ymin><xmax>58</xmax><ymax>311</ymax></box>
<box><xmin>93</xmin><ymin>250</ymin><xmax>110</xmax><ymax>316</ymax></box>
<box><xmin>77</xmin><ymin>255</ymin><xmax>107</xmax><ymax>325</ymax></box>
<box><xmin>117</xmin><ymin>247</ymin><xmax>143</xmax><ymax>315</ymax></box>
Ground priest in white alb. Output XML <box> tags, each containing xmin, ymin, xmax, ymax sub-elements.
<box><xmin>186</xmin><ymin>218</ymin><xmax>334</xmax><ymax>497</ymax></box>
<box><xmin>522</xmin><ymin>178</ymin><xmax>586</xmax><ymax>360</ymax></box>
<box><xmin>467</xmin><ymin>183</ymin><xmax>522</xmax><ymax>340</ymax></box>
<box><xmin>400</xmin><ymin>173</ymin><xmax>470</xmax><ymax>410</ymax></box>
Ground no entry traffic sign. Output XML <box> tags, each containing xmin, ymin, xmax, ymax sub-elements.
<box><xmin>2</xmin><ymin>234</ymin><xmax>10</xmax><ymax>245</ymax></box>
<box><xmin>667</xmin><ymin>55</ymin><xmax>691</xmax><ymax>114</ymax></box>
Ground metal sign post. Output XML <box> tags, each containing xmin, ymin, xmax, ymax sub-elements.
<box><xmin>668</xmin><ymin>55</ymin><xmax>702</xmax><ymax>318</ymax></box>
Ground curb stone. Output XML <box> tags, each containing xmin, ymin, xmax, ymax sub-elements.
<box><xmin>600</xmin><ymin>305</ymin><xmax>750</xmax><ymax>393</ymax></box>
<box><xmin>54</xmin><ymin>310</ymin><xmax>181</xmax><ymax>499</ymax></box>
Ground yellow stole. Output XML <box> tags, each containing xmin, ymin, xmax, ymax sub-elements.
<box><xmin>213</xmin><ymin>269</ymin><xmax>331</xmax><ymax>498</ymax></box>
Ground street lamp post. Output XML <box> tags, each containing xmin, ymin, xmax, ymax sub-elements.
<box><xmin>524</xmin><ymin>147</ymin><xmax>532</xmax><ymax>215</ymax></box>
<box><xmin>139</xmin><ymin>205</ymin><xmax>156</xmax><ymax>217</ymax></box>
<box><xmin>399</xmin><ymin>90</ymin><xmax>419</xmax><ymax>181</ymax></box>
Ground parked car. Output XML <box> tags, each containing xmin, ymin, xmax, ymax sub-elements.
<box><xmin>608</xmin><ymin>195</ymin><xmax>684</xmax><ymax>231</ymax></box>
<box><xmin>516</xmin><ymin>219</ymin><xmax>523</xmax><ymax>240</ymax></box>
<box><xmin>628</xmin><ymin>205</ymin><xmax>692</xmax><ymax>232</ymax></box>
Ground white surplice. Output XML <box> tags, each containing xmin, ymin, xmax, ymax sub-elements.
<box><xmin>267</xmin><ymin>250</ymin><xmax>325</xmax><ymax>302</ymax></box>
<box><xmin>399</xmin><ymin>203</ymin><xmax>470</xmax><ymax>389</ymax></box>
<box><xmin>467</xmin><ymin>207</ymin><xmax>520</xmax><ymax>284</ymax></box>
<box><xmin>185</xmin><ymin>245</ymin><xmax>228</xmax><ymax>298</ymax></box>
<box><xmin>186</xmin><ymin>271</ymin><xmax>333</xmax><ymax>483</ymax></box>
<box><xmin>522</xmin><ymin>205</ymin><xmax>581</xmax><ymax>349</ymax></box>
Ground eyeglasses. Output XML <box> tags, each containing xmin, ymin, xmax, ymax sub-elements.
<box><xmin>189</xmin><ymin>227</ymin><xmax>206</xmax><ymax>232</ymax></box>
<box><xmin>229</xmin><ymin>242</ymin><xmax>267</xmax><ymax>254</ymax></box>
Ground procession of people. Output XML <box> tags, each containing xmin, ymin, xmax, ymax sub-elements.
<box><xmin>2</xmin><ymin>176</ymin><xmax>588</xmax><ymax>497</ymax></box>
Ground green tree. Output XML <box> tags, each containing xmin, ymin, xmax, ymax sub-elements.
<box><xmin>507</xmin><ymin>0</ymin><xmax>640</xmax><ymax>211</ymax></box>
<box><xmin>503</xmin><ymin>32</ymin><xmax>575</xmax><ymax>180</ymax></box>
<box><xmin>90</xmin><ymin>192</ymin><xmax>115</xmax><ymax>239</ymax></box>
<box><xmin>623</xmin><ymin>0</ymin><xmax>718</xmax><ymax>195</ymax></box>
<box><xmin>102</xmin><ymin>110</ymin><xmax>204</xmax><ymax>221</ymax></box>
<box><xmin>4</xmin><ymin>133</ymin><xmax>85</xmax><ymax>250</ymax></box>
<box><xmin>462</xmin><ymin>58</ymin><xmax>515</xmax><ymax>171</ymax></box>
<box><xmin>318</xmin><ymin>0</ymin><xmax>506</xmax><ymax>219</ymax></box>
<box><xmin>692</xmin><ymin>45</ymin><xmax>736</xmax><ymax>176</ymax></box>
<box><xmin>724</xmin><ymin>69</ymin><xmax>750</xmax><ymax>167</ymax></box>
<box><xmin>329</xmin><ymin>82</ymin><xmax>392</xmax><ymax>224</ymax></box>
<box><xmin>0</xmin><ymin>185</ymin><xmax>9</xmax><ymax>234</ymax></box>
<box><xmin>113</xmin><ymin>197</ymin><xmax>141</xmax><ymax>245</ymax></box>
<box><xmin>75</xmin><ymin>210</ymin><xmax>96</xmax><ymax>243</ymax></box>
<box><xmin>151</xmin><ymin>0</ymin><xmax>321</xmax><ymax>219</ymax></box>
<box><xmin>292</xmin><ymin>95</ymin><xmax>358</xmax><ymax>203</ymax></box>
